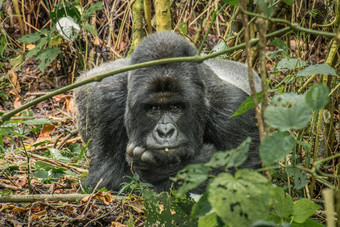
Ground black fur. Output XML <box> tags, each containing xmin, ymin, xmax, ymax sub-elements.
<box><xmin>74</xmin><ymin>32</ymin><xmax>261</xmax><ymax>192</ymax></box>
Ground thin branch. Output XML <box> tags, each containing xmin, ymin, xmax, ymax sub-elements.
<box><xmin>245</xmin><ymin>11</ymin><xmax>337</xmax><ymax>38</ymax></box>
<box><xmin>239</xmin><ymin>0</ymin><xmax>264</xmax><ymax>140</ymax></box>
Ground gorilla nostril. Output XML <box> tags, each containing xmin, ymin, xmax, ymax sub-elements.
<box><xmin>155</xmin><ymin>123</ymin><xmax>176</xmax><ymax>140</ymax></box>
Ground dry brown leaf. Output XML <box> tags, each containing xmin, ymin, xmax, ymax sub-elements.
<box><xmin>9</xmin><ymin>70</ymin><xmax>21</xmax><ymax>93</ymax></box>
<box><xmin>12</xmin><ymin>207</ymin><xmax>29</xmax><ymax>213</ymax></box>
<box><xmin>111</xmin><ymin>222</ymin><xmax>127</xmax><ymax>227</ymax></box>
<box><xmin>13</xmin><ymin>96</ymin><xmax>22</xmax><ymax>109</ymax></box>
<box><xmin>93</xmin><ymin>37</ymin><xmax>101</xmax><ymax>46</ymax></box>
<box><xmin>31</xmin><ymin>210</ymin><xmax>47</xmax><ymax>220</ymax></box>
<box><xmin>16</xmin><ymin>175</ymin><xmax>28</xmax><ymax>187</ymax></box>
<box><xmin>35</xmin><ymin>124</ymin><xmax>56</xmax><ymax>143</ymax></box>
<box><xmin>26</xmin><ymin>44</ymin><xmax>36</xmax><ymax>50</ymax></box>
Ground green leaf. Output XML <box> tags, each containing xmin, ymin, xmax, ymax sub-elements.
<box><xmin>191</xmin><ymin>193</ymin><xmax>211</xmax><ymax>218</ymax></box>
<box><xmin>49</xmin><ymin>148</ymin><xmax>70</xmax><ymax>162</ymax></box>
<box><xmin>226</xmin><ymin>137</ymin><xmax>250</xmax><ymax>168</ymax></box>
<box><xmin>283</xmin><ymin>0</ymin><xmax>295</xmax><ymax>5</ymax></box>
<box><xmin>172</xmin><ymin>164</ymin><xmax>209</xmax><ymax>196</ymax></box>
<box><xmin>18</xmin><ymin>32</ymin><xmax>42</xmax><ymax>43</ymax></box>
<box><xmin>305</xmin><ymin>83</ymin><xmax>330</xmax><ymax>110</ymax></box>
<box><xmin>82</xmin><ymin>2</ymin><xmax>103</xmax><ymax>21</ymax></box>
<box><xmin>255</xmin><ymin>0</ymin><xmax>275</xmax><ymax>17</ymax></box>
<box><xmin>291</xmin><ymin>218</ymin><xmax>323</xmax><ymax>227</ymax></box>
<box><xmin>286</xmin><ymin>166</ymin><xmax>309</xmax><ymax>190</ymax></box>
<box><xmin>198</xmin><ymin>212</ymin><xmax>219</xmax><ymax>227</ymax></box>
<box><xmin>264</xmin><ymin>93</ymin><xmax>312</xmax><ymax>131</ymax></box>
<box><xmin>81</xmin><ymin>23</ymin><xmax>98</xmax><ymax>36</ymax></box>
<box><xmin>36</xmin><ymin>47</ymin><xmax>61</xmax><ymax>71</ymax></box>
<box><xmin>25</xmin><ymin>37</ymin><xmax>49</xmax><ymax>60</ymax></box>
<box><xmin>206</xmin><ymin>138</ymin><xmax>250</xmax><ymax>169</ymax></box>
<box><xmin>297</xmin><ymin>64</ymin><xmax>337</xmax><ymax>77</ymax></box>
<box><xmin>292</xmin><ymin>199</ymin><xmax>321</xmax><ymax>223</ymax></box>
<box><xmin>274</xmin><ymin>58</ymin><xmax>307</xmax><ymax>72</ymax></box>
<box><xmin>259</xmin><ymin>132</ymin><xmax>295</xmax><ymax>166</ymax></box>
<box><xmin>222</xmin><ymin>0</ymin><xmax>239</xmax><ymax>6</ymax></box>
<box><xmin>35</xmin><ymin>161</ymin><xmax>54</xmax><ymax>171</ymax></box>
<box><xmin>208</xmin><ymin>170</ymin><xmax>271</xmax><ymax>226</ymax></box>
<box><xmin>22</xmin><ymin>118</ymin><xmax>51</xmax><ymax>125</ymax></box>
<box><xmin>34</xmin><ymin>169</ymin><xmax>49</xmax><ymax>179</ymax></box>
<box><xmin>230</xmin><ymin>91</ymin><xmax>262</xmax><ymax>118</ymax></box>
<box><xmin>270</xmin><ymin>186</ymin><xmax>294</xmax><ymax>219</ymax></box>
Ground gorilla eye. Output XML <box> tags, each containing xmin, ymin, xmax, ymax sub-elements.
<box><xmin>150</xmin><ymin>105</ymin><xmax>160</xmax><ymax>113</ymax></box>
<box><xmin>170</xmin><ymin>104</ymin><xmax>181</xmax><ymax>113</ymax></box>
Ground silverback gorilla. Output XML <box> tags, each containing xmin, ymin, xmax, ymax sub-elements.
<box><xmin>74</xmin><ymin>32</ymin><xmax>261</xmax><ymax>192</ymax></box>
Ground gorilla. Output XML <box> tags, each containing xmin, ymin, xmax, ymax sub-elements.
<box><xmin>74</xmin><ymin>32</ymin><xmax>261</xmax><ymax>193</ymax></box>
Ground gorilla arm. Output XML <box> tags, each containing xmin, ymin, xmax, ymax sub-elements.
<box><xmin>74</xmin><ymin>59</ymin><xmax>131</xmax><ymax>190</ymax></box>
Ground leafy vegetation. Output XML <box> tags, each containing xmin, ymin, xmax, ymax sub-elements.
<box><xmin>0</xmin><ymin>0</ymin><xmax>339</xmax><ymax>226</ymax></box>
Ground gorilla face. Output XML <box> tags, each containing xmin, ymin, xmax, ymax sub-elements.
<box><xmin>124</xmin><ymin>63</ymin><xmax>208</xmax><ymax>179</ymax></box>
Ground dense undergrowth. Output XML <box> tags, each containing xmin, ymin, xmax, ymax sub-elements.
<box><xmin>0</xmin><ymin>0</ymin><xmax>339</xmax><ymax>226</ymax></box>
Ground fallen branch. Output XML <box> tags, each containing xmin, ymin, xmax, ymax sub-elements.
<box><xmin>0</xmin><ymin>193</ymin><xmax>124</xmax><ymax>203</ymax></box>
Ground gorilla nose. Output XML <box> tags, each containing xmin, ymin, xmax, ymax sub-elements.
<box><xmin>154</xmin><ymin>123</ymin><xmax>177</xmax><ymax>141</ymax></box>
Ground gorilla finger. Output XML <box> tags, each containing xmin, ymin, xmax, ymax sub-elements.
<box><xmin>141</xmin><ymin>151</ymin><xmax>156</xmax><ymax>164</ymax></box>
<box><xmin>133</xmin><ymin>147</ymin><xmax>145</xmax><ymax>157</ymax></box>
<box><xmin>126</xmin><ymin>143</ymin><xmax>135</xmax><ymax>156</ymax></box>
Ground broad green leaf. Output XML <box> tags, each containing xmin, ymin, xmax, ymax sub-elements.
<box><xmin>251</xmin><ymin>220</ymin><xmax>277</xmax><ymax>227</ymax></box>
<box><xmin>268</xmin><ymin>38</ymin><xmax>289</xmax><ymax>58</ymax></box>
<box><xmin>230</xmin><ymin>91</ymin><xmax>262</xmax><ymax>118</ymax></box>
<box><xmin>274</xmin><ymin>58</ymin><xmax>307</xmax><ymax>72</ymax></box>
<box><xmin>191</xmin><ymin>193</ymin><xmax>212</xmax><ymax>218</ymax></box>
<box><xmin>259</xmin><ymin>132</ymin><xmax>295</xmax><ymax>165</ymax></box>
<box><xmin>271</xmin><ymin>186</ymin><xmax>294</xmax><ymax>219</ymax></box>
<box><xmin>35</xmin><ymin>161</ymin><xmax>54</xmax><ymax>170</ymax></box>
<box><xmin>292</xmin><ymin>218</ymin><xmax>323</xmax><ymax>227</ymax></box>
<box><xmin>82</xmin><ymin>2</ymin><xmax>103</xmax><ymax>21</ymax></box>
<box><xmin>172</xmin><ymin>164</ymin><xmax>209</xmax><ymax>196</ymax></box>
<box><xmin>18</xmin><ymin>32</ymin><xmax>42</xmax><ymax>43</ymax></box>
<box><xmin>292</xmin><ymin>199</ymin><xmax>321</xmax><ymax>223</ymax></box>
<box><xmin>286</xmin><ymin>166</ymin><xmax>309</xmax><ymax>190</ymax></box>
<box><xmin>36</xmin><ymin>48</ymin><xmax>61</xmax><ymax>71</ymax></box>
<box><xmin>206</xmin><ymin>137</ymin><xmax>250</xmax><ymax>169</ymax></box>
<box><xmin>81</xmin><ymin>23</ymin><xmax>98</xmax><ymax>35</ymax></box>
<box><xmin>305</xmin><ymin>83</ymin><xmax>330</xmax><ymax>110</ymax></box>
<box><xmin>49</xmin><ymin>148</ymin><xmax>70</xmax><ymax>162</ymax></box>
<box><xmin>255</xmin><ymin>0</ymin><xmax>275</xmax><ymax>17</ymax></box>
<box><xmin>208</xmin><ymin>170</ymin><xmax>271</xmax><ymax>226</ymax></box>
<box><xmin>34</xmin><ymin>169</ymin><xmax>49</xmax><ymax>179</ymax></box>
<box><xmin>226</xmin><ymin>137</ymin><xmax>250</xmax><ymax>168</ymax></box>
<box><xmin>222</xmin><ymin>0</ymin><xmax>239</xmax><ymax>6</ymax></box>
<box><xmin>264</xmin><ymin>93</ymin><xmax>312</xmax><ymax>131</ymax></box>
<box><xmin>22</xmin><ymin>118</ymin><xmax>51</xmax><ymax>125</ymax></box>
<box><xmin>283</xmin><ymin>0</ymin><xmax>295</xmax><ymax>5</ymax></box>
<box><xmin>297</xmin><ymin>64</ymin><xmax>337</xmax><ymax>77</ymax></box>
<box><xmin>25</xmin><ymin>37</ymin><xmax>49</xmax><ymax>60</ymax></box>
<box><xmin>198</xmin><ymin>212</ymin><xmax>219</xmax><ymax>227</ymax></box>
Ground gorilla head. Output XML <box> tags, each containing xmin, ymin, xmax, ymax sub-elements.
<box><xmin>74</xmin><ymin>32</ymin><xmax>260</xmax><ymax>192</ymax></box>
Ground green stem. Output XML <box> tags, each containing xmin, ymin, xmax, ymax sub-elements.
<box><xmin>245</xmin><ymin>11</ymin><xmax>337</xmax><ymax>38</ymax></box>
